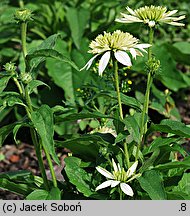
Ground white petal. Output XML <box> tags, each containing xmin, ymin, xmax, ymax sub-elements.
<box><xmin>120</xmin><ymin>183</ymin><xmax>134</xmax><ymax>197</ymax></box>
<box><xmin>126</xmin><ymin>7</ymin><xmax>136</xmax><ymax>16</ymax></box>
<box><xmin>96</xmin><ymin>166</ymin><xmax>114</xmax><ymax>179</ymax></box>
<box><xmin>114</xmin><ymin>50</ymin><xmax>132</xmax><ymax>66</ymax></box>
<box><xmin>134</xmin><ymin>43</ymin><xmax>151</xmax><ymax>50</ymax></box>
<box><xmin>126</xmin><ymin>161</ymin><xmax>138</xmax><ymax>178</ymax></box>
<box><xmin>95</xmin><ymin>180</ymin><xmax>113</xmax><ymax>191</ymax></box>
<box><xmin>165</xmin><ymin>10</ymin><xmax>178</xmax><ymax>17</ymax></box>
<box><xmin>98</xmin><ymin>51</ymin><xmax>110</xmax><ymax>76</ymax></box>
<box><xmin>112</xmin><ymin>159</ymin><xmax>118</xmax><ymax>172</ymax></box>
<box><xmin>167</xmin><ymin>22</ymin><xmax>185</xmax><ymax>26</ymax></box>
<box><xmin>129</xmin><ymin>48</ymin><xmax>137</xmax><ymax>59</ymax></box>
<box><xmin>117</xmin><ymin>163</ymin><xmax>121</xmax><ymax>172</ymax></box>
<box><xmin>80</xmin><ymin>54</ymin><xmax>99</xmax><ymax>71</ymax></box>
<box><xmin>111</xmin><ymin>180</ymin><xmax>120</xmax><ymax>187</ymax></box>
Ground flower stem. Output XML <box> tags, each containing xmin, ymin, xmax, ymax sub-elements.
<box><xmin>135</xmin><ymin>28</ymin><xmax>154</xmax><ymax>161</ymax></box>
<box><xmin>114</xmin><ymin>60</ymin><xmax>123</xmax><ymax>120</ymax></box>
<box><xmin>21</xmin><ymin>22</ymin><xmax>27</xmax><ymax>58</ymax></box>
<box><xmin>113</xmin><ymin>60</ymin><xmax>130</xmax><ymax>168</ymax></box>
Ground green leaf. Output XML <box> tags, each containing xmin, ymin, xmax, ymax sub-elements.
<box><xmin>27</xmin><ymin>80</ymin><xmax>50</xmax><ymax>94</ymax></box>
<box><xmin>47</xmin><ymin>187</ymin><xmax>61</xmax><ymax>200</ymax></box>
<box><xmin>0</xmin><ymin>76</ymin><xmax>11</xmax><ymax>94</ymax></box>
<box><xmin>64</xmin><ymin>157</ymin><xmax>94</xmax><ymax>197</ymax></box>
<box><xmin>26</xmin><ymin>34</ymin><xmax>60</xmax><ymax>73</ymax></box>
<box><xmin>31</xmin><ymin>105</ymin><xmax>59</xmax><ymax>164</ymax></box>
<box><xmin>172</xmin><ymin>173</ymin><xmax>190</xmax><ymax>196</ymax></box>
<box><xmin>0</xmin><ymin>123</ymin><xmax>16</xmax><ymax>147</ymax></box>
<box><xmin>27</xmin><ymin>49</ymin><xmax>79</xmax><ymax>72</ymax></box>
<box><xmin>96</xmin><ymin>91</ymin><xmax>142</xmax><ymax>112</ymax></box>
<box><xmin>146</xmin><ymin>119</ymin><xmax>190</xmax><ymax>139</ymax></box>
<box><xmin>154</xmin><ymin>44</ymin><xmax>190</xmax><ymax>91</ymax></box>
<box><xmin>147</xmin><ymin>137</ymin><xmax>181</xmax><ymax>152</ymax></box>
<box><xmin>154</xmin><ymin>156</ymin><xmax>190</xmax><ymax>170</ymax></box>
<box><xmin>56</xmin><ymin>134</ymin><xmax>112</xmax><ymax>160</ymax></box>
<box><xmin>138</xmin><ymin>170</ymin><xmax>167</xmax><ymax>200</ymax></box>
<box><xmin>123</xmin><ymin>115</ymin><xmax>140</xmax><ymax>143</ymax></box>
<box><xmin>26</xmin><ymin>187</ymin><xmax>61</xmax><ymax>200</ymax></box>
<box><xmin>140</xmin><ymin>149</ymin><xmax>160</xmax><ymax>173</ymax></box>
<box><xmin>26</xmin><ymin>189</ymin><xmax>49</xmax><ymax>200</ymax></box>
<box><xmin>0</xmin><ymin>178</ymin><xmax>34</xmax><ymax>196</ymax></box>
<box><xmin>66</xmin><ymin>7</ymin><xmax>90</xmax><ymax>49</ymax></box>
<box><xmin>167</xmin><ymin>42</ymin><xmax>190</xmax><ymax>66</ymax></box>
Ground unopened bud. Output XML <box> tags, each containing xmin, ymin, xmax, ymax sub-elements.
<box><xmin>4</xmin><ymin>62</ymin><xmax>17</xmax><ymax>74</ymax></box>
<box><xmin>20</xmin><ymin>72</ymin><xmax>32</xmax><ymax>84</ymax></box>
<box><xmin>14</xmin><ymin>8</ymin><xmax>32</xmax><ymax>23</ymax></box>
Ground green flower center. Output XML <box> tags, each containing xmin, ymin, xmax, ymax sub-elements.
<box><xmin>113</xmin><ymin>168</ymin><xmax>128</xmax><ymax>182</ymax></box>
<box><xmin>135</xmin><ymin>6</ymin><xmax>167</xmax><ymax>22</ymax></box>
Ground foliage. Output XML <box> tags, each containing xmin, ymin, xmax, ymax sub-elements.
<box><xmin>0</xmin><ymin>0</ymin><xmax>190</xmax><ymax>200</ymax></box>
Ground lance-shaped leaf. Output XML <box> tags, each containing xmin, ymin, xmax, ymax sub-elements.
<box><xmin>31</xmin><ymin>105</ymin><xmax>60</xmax><ymax>165</ymax></box>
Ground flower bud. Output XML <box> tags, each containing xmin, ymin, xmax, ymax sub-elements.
<box><xmin>4</xmin><ymin>62</ymin><xmax>17</xmax><ymax>74</ymax></box>
<box><xmin>14</xmin><ymin>8</ymin><xmax>32</xmax><ymax>23</ymax></box>
<box><xmin>20</xmin><ymin>72</ymin><xmax>32</xmax><ymax>84</ymax></box>
<box><xmin>146</xmin><ymin>57</ymin><xmax>160</xmax><ymax>75</ymax></box>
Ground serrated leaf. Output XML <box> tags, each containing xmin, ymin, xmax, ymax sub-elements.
<box><xmin>31</xmin><ymin>105</ymin><xmax>59</xmax><ymax>165</ymax></box>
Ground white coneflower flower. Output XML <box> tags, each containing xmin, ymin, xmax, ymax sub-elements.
<box><xmin>116</xmin><ymin>5</ymin><xmax>185</xmax><ymax>27</ymax></box>
<box><xmin>95</xmin><ymin>159</ymin><xmax>140</xmax><ymax>197</ymax></box>
<box><xmin>80</xmin><ymin>30</ymin><xmax>151</xmax><ymax>76</ymax></box>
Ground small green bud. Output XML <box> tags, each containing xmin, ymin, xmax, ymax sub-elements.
<box><xmin>20</xmin><ymin>72</ymin><xmax>32</xmax><ymax>84</ymax></box>
<box><xmin>4</xmin><ymin>62</ymin><xmax>17</xmax><ymax>74</ymax></box>
<box><xmin>14</xmin><ymin>8</ymin><xmax>32</xmax><ymax>23</ymax></box>
<box><xmin>146</xmin><ymin>57</ymin><xmax>160</xmax><ymax>75</ymax></box>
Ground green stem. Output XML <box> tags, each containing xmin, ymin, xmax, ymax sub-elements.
<box><xmin>13</xmin><ymin>77</ymin><xmax>24</xmax><ymax>97</ymax></box>
<box><xmin>30</xmin><ymin>129</ymin><xmax>50</xmax><ymax>190</ymax></box>
<box><xmin>114</xmin><ymin>60</ymin><xmax>123</xmax><ymax>120</ymax></box>
<box><xmin>24</xmin><ymin>87</ymin><xmax>50</xmax><ymax>190</ymax></box>
<box><xmin>119</xmin><ymin>187</ymin><xmax>123</xmax><ymax>200</ymax></box>
<box><xmin>135</xmin><ymin>28</ymin><xmax>154</xmax><ymax>161</ymax></box>
<box><xmin>19</xmin><ymin>0</ymin><xmax>24</xmax><ymax>8</ymax></box>
<box><xmin>21</xmin><ymin>22</ymin><xmax>27</xmax><ymax>59</ymax></box>
<box><xmin>42</xmin><ymin>141</ymin><xmax>57</xmax><ymax>188</ymax></box>
<box><xmin>113</xmin><ymin>60</ymin><xmax>130</xmax><ymax>168</ymax></box>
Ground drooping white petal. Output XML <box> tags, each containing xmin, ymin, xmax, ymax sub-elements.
<box><xmin>126</xmin><ymin>6</ymin><xmax>136</xmax><ymax>16</ymax></box>
<box><xmin>95</xmin><ymin>180</ymin><xmax>113</xmax><ymax>191</ymax></box>
<box><xmin>96</xmin><ymin>166</ymin><xmax>114</xmax><ymax>179</ymax></box>
<box><xmin>126</xmin><ymin>161</ymin><xmax>138</xmax><ymax>178</ymax></box>
<box><xmin>112</xmin><ymin>159</ymin><xmax>118</xmax><ymax>173</ymax></box>
<box><xmin>120</xmin><ymin>183</ymin><xmax>134</xmax><ymax>197</ymax></box>
<box><xmin>129</xmin><ymin>48</ymin><xmax>137</xmax><ymax>59</ymax></box>
<box><xmin>98</xmin><ymin>51</ymin><xmax>110</xmax><ymax>76</ymax></box>
<box><xmin>111</xmin><ymin>180</ymin><xmax>120</xmax><ymax>188</ymax></box>
<box><xmin>80</xmin><ymin>54</ymin><xmax>99</xmax><ymax>71</ymax></box>
<box><xmin>116</xmin><ymin>14</ymin><xmax>143</xmax><ymax>23</ymax></box>
<box><xmin>114</xmin><ymin>50</ymin><xmax>132</xmax><ymax>66</ymax></box>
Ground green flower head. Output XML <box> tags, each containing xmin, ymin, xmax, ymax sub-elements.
<box><xmin>116</xmin><ymin>5</ymin><xmax>185</xmax><ymax>27</ymax></box>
